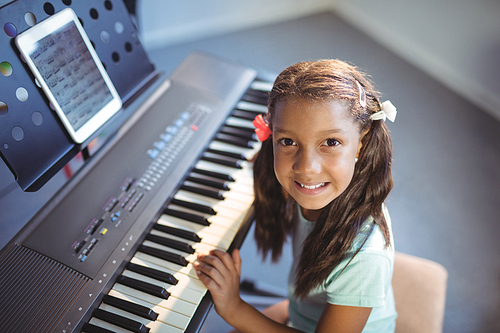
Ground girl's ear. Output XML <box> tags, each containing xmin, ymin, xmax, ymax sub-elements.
<box><xmin>356</xmin><ymin>129</ymin><xmax>370</xmax><ymax>159</ymax></box>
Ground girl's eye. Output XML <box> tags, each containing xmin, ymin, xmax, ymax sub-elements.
<box><xmin>323</xmin><ymin>139</ymin><xmax>340</xmax><ymax>147</ymax></box>
<box><xmin>279</xmin><ymin>138</ymin><xmax>296</xmax><ymax>146</ymax></box>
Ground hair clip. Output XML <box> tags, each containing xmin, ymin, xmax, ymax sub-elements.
<box><xmin>253</xmin><ymin>114</ymin><xmax>272</xmax><ymax>141</ymax></box>
<box><xmin>370</xmin><ymin>100</ymin><xmax>397</xmax><ymax>122</ymax></box>
<box><xmin>356</xmin><ymin>80</ymin><xmax>367</xmax><ymax>108</ymax></box>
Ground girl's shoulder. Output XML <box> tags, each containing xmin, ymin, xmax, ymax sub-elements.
<box><xmin>351</xmin><ymin>204</ymin><xmax>394</xmax><ymax>254</ymax></box>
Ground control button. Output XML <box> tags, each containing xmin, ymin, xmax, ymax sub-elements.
<box><xmin>101</xmin><ymin>228</ymin><xmax>108</xmax><ymax>235</ymax></box>
<box><xmin>148</xmin><ymin>149</ymin><xmax>159</xmax><ymax>159</ymax></box>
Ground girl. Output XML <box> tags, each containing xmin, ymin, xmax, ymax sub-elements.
<box><xmin>193</xmin><ymin>59</ymin><xmax>398</xmax><ymax>332</ymax></box>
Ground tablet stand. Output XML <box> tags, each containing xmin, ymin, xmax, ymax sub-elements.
<box><xmin>0</xmin><ymin>0</ymin><xmax>156</xmax><ymax>191</ymax></box>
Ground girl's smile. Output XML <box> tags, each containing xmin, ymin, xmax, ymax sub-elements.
<box><xmin>272</xmin><ymin>97</ymin><xmax>365</xmax><ymax>220</ymax></box>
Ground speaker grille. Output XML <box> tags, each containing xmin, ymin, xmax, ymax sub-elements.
<box><xmin>0</xmin><ymin>244</ymin><xmax>90</xmax><ymax>333</ymax></box>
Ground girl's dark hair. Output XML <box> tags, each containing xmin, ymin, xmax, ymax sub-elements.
<box><xmin>253</xmin><ymin>60</ymin><xmax>393</xmax><ymax>299</ymax></box>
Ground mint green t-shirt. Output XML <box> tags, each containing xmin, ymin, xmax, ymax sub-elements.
<box><xmin>287</xmin><ymin>205</ymin><xmax>397</xmax><ymax>332</ymax></box>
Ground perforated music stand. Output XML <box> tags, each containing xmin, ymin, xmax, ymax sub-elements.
<box><xmin>0</xmin><ymin>0</ymin><xmax>156</xmax><ymax>191</ymax></box>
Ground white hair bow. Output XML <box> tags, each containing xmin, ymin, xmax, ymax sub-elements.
<box><xmin>370</xmin><ymin>100</ymin><xmax>397</xmax><ymax>122</ymax></box>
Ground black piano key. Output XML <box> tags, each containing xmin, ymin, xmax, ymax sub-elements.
<box><xmin>153</xmin><ymin>223</ymin><xmax>202</xmax><ymax>243</ymax></box>
<box><xmin>241</xmin><ymin>93</ymin><xmax>268</xmax><ymax>106</ymax></box>
<box><xmin>117</xmin><ymin>275</ymin><xmax>170</xmax><ymax>299</ymax></box>
<box><xmin>81</xmin><ymin>323</ymin><xmax>115</xmax><ymax>333</ymax></box>
<box><xmin>138</xmin><ymin>244</ymin><xmax>189</xmax><ymax>267</ymax></box>
<box><xmin>126</xmin><ymin>262</ymin><xmax>178</xmax><ymax>285</ymax></box>
<box><xmin>92</xmin><ymin>308</ymin><xmax>150</xmax><ymax>333</ymax></box>
<box><xmin>180</xmin><ymin>184</ymin><xmax>225</xmax><ymax>200</ymax></box>
<box><xmin>214</xmin><ymin>133</ymin><xmax>253</xmax><ymax>149</ymax></box>
<box><xmin>146</xmin><ymin>233</ymin><xmax>196</xmax><ymax>254</ymax></box>
<box><xmin>192</xmin><ymin>168</ymin><xmax>234</xmax><ymax>182</ymax></box>
<box><xmin>201</xmin><ymin>154</ymin><xmax>241</xmax><ymax>168</ymax></box>
<box><xmin>102</xmin><ymin>294</ymin><xmax>159</xmax><ymax>321</ymax></box>
<box><xmin>245</xmin><ymin>87</ymin><xmax>270</xmax><ymax>99</ymax></box>
<box><xmin>163</xmin><ymin>208</ymin><xmax>211</xmax><ymax>226</ymax></box>
<box><xmin>206</xmin><ymin>148</ymin><xmax>247</xmax><ymax>161</ymax></box>
<box><xmin>231</xmin><ymin>109</ymin><xmax>261</xmax><ymax>120</ymax></box>
<box><xmin>170</xmin><ymin>198</ymin><xmax>216</xmax><ymax>215</ymax></box>
<box><xmin>186</xmin><ymin>175</ymin><xmax>230</xmax><ymax>191</ymax></box>
<box><xmin>220</xmin><ymin>126</ymin><xmax>258</xmax><ymax>141</ymax></box>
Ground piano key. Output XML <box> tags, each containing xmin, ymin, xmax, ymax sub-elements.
<box><xmin>195</xmin><ymin>160</ymin><xmax>253</xmax><ymax>183</ymax></box>
<box><xmin>146</xmin><ymin>233</ymin><xmax>195</xmax><ymax>254</ymax></box>
<box><xmin>116</xmin><ymin>275</ymin><xmax>170</xmax><ymax>299</ymax></box>
<box><xmin>107</xmin><ymin>290</ymin><xmax>191</xmax><ymax>330</ymax></box>
<box><xmin>205</xmin><ymin>147</ymin><xmax>246</xmax><ymax>161</ymax></box>
<box><xmin>214</xmin><ymin>132</ymin><xmax>254</xmax><ymax>149</ymax></box>
<box><xmin>208</xmin><ymin>140</ymin><xmax>260</xmax><ymax>161</ymax></box>
<box><xmin>121</xmin><ymin>268</ymin><xmax>205</xmax><ymax>300</ymax></box>
<box><xmin>157</xmin><ymin>214</ymin><xmax>238</xmax><ymax>241</ymax></box>
<box><xmin>236</xmin><ymin>100</ymin><xmax>268</xmax><ymax>113</ymax></box>
<box><xmin>152</xmin><ymin>223</ymin><xmax>203</xmax><ymax>242</ymax></box>
<box><xmin>88</xmin><ymin>317</ymin><xmax>134</xmax><ymax>333</ymax></box>
<box><xmin>225</xmin><ymin>116</ymin><xmax>257</xmax><ymax>130</ymax></box>
<box><xmin>113</xmin><ymin>282</ymin><xmax>200</xmax><ymax>315</ymax></box>
<box><xmin>102</xmin><ymin>294</ymin><xmax>158</xmax><ymax>321</ymax></box>
<box><xmin>163</xmin><ymin>207</ymin><xmax>210</xmax><ymax>226</ymax></box>
<box><xmin>191</xmin><ymin>167</ymin><xmax>234</xmax><ymax>182</ymax></box>
<box><xmin>150</xmin><ymin>225</ymin><xmax>231</xmax><ymax>249</ymax></box>
<box><xmin>132</xmin><ymin>252</ymin><xmax>200</xmax><ymax>280</ymax></box>
<box><xmin>92</xmin><ymin>308</ymin><xmax>150</xmax><ymax>333</ymax></box>
<box><xmin>98</xmin><ymin>304</ymin><xmax>183</xmax><ymax>333</ymax></box>
<box><xmin>175</xmin><ymin>189</ymin><xmax>251</xmax><ymax>215</ymax></box>
<box><xmin>126</xmin><ymin>262</ymin><xmax>178</xmax><ymax>285</ymax></box>
<box><xmin>128</xmin><ymin>257</ymin><xmax>206</xmax><ymax>296</ymax></box>
<box><xmin>201</xmin><ymin>151</ymin><xmax>243</xmax><ymax>168</ymax></box>
<box><xmin>169</xmin><ymin>198</ymin><xmax>216</xmax><ymax>215</ymax></box>
<box><xmin>137</xmin><ymin>245</ymin><xmax>189</xmax><ymax>267</ymax></box>
<box><xmin>240</xmin><ymin>93</ymin><xmax>268</xmax><ymax>106</ymax></box>
<box><xmin>219</xmin><ymin>125</ymin><xmax>258</xmax><ymax>141</ymax></box>
<box><xmin>250</xmin><ymin>80</ymin><xmax>274</xmax><ymax>92</ymax></box>
<box><xmin>182</xmin><ymin>180</ymin><xmax>253</xmax><ymax>204</ymax></box>
<box><xmin>186</xmin><ymin>173</ymin><xmax>254</xmax><ymax>195</ymax></box>
<box><xmin>180</xmin><ymin>184</ymin><xmax>224</xmax><ymax>200</ymax></box>
<box><xmin>81</xmin><ymin>322</ymin><xmax>115</xmax><ymax>333</ymax></box>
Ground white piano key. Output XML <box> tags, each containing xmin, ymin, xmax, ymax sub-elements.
<box><xmin>99</xmin><ymin>303</ymin><xmax>183</xmax><ymax>333</ymax></box>
<box><xmin>225</xmin><ymin>116</ymin><xmax>255</xmax><ymax>129</ymax></box>
<box><xmin>250</xmin><ymin>80</ymin><xmax>273</xmax><ymax>92</ymax></box>
<box><xmin>121</xmin><ymin>269</ymin><xmax>205</xmax><ymax>302</ymax></box>
<box><xmin>113</xmin><ymin>283</ymin><xmax>199</xmax><ymax>317</ymax></box>
<box><xmin>236</xmin><ymin>101</ymin><xmax>268</xmax><ymax>113</ymax></box>
<box><xmin>157</xmin><ymin>214</ymin><xmax>238</xmax><ymax>241</ymax></box>
<box><xmin>108</xmin><ymin>289</ymin><xmax>191</xmax><ymax>330</ymax></box>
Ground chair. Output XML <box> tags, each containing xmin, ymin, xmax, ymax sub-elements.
<box><xmin>392</xmin><ymin>252</ymin><xmax>448</xmax><ymax>333</ymax></box>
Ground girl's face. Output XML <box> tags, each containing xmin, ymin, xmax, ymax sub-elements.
<box><xmin>272</xmin><ymin>98</ymin><xmax>365</xmax><ymax>221</ymax></box>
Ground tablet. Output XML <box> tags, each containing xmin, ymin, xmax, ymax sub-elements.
<box><xmin>15</xmin><ymin>8</ymin><xmax>122</xmax><ymax>144</ymax></box>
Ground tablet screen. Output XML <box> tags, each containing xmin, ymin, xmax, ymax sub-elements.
<box><xmin>16</xmin><ymin>8</ymin><xmax>121</xmax><ymax>143</ymax></box>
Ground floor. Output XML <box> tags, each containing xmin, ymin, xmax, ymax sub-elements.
<box><xmin>146</xmin><ymin>11</ymin><xmax>500</xmax><ymax>333</ymax></box>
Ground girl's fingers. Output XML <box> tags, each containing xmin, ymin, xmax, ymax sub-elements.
<box><xmin>232</xmin><ymin>249</ymin><xmax>242</xmax><ymax>277</ymax></box>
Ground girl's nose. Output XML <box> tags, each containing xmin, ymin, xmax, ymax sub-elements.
<box><xmin>293</xmin><ymin>148</ymin><xmax>321</xmax><ymax>175</ymax></box>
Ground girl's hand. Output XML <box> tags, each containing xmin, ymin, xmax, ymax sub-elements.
<box><xmin>193</xmin><ymin>249</ymin><xmax>243</xmax><ymax>320</ymax></box>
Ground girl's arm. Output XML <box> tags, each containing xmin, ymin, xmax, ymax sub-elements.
<box><xmin>194</xmin><ymin>249</ymin><xmax>372</xmax><ymax>333</ymax></box>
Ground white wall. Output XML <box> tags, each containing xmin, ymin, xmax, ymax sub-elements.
<box><xmin>333</xmin><ymin>0</ymin><xmax>500</xmax><ymax>121</ymax></box>
<box><xmin>137</xmin><ymin>0</ymin><xmax>333</xmax><ymax>50</ymax></box>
